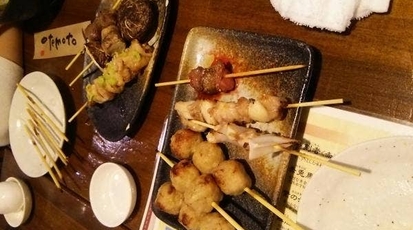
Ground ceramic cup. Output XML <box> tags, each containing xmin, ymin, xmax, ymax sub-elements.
<box><xmin>0</xmin><ymin>180</ymin><xmax>23</xmax><ymax>214</ymax></box>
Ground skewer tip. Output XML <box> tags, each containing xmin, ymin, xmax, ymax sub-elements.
<box><xmin>68</xmin><ymin>102</ymin><xmax>88</xmax><ymax>123</ymax></box>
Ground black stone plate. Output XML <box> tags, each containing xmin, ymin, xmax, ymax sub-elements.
<box><xmin>82</xmin><ymin>0</ymin><xmax>171</xmax><ymax>141</ymax></box>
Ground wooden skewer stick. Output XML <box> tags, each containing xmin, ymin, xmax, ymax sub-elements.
<box><xmin>243</xmin><ymin>188</ymin><xmax>303</xmax><ymax>230</ymax></box>
<box><xmin>157</xmin><ymin>152</ymin><xmax>244</xmax><ymax>230</ymax></box>
<box><xmin>211</xmin><ymin>202</ymin><xmax>245</xmax><ymax>230</ymax></box>
<box><xmin>26</xmin><ymin>120</ymin><xmax>63</xmax><ymax>179</ymax></box>
<box><xmin>65</xmin><ymin>48</ymin><xmax>85</xmax><ymax>70</ymax></box>
<box><xmin>226</xmin><ymin>64</ymin><xmax>306</xmax><ymax>78</ymax></box>
<box><xmin>68</xmin><ymin>102</ymin><xmax>88</xmax><ymax>123</ymax></box>
<box><xmin>155</xmin><ymin>64</ymin><xmax>306</xmax><ymax>87</ymax></box>
<box><xmin>27</xmin><ymin>103</ymin><xmax>68</xmax><ymax>143</ymax></box>
<box><xmin>84</xmin><ymin>45</ymin><xmax>104</xmax><ymax>72</ymax></box>
<box><xmin>286</xmin><ymin>98</ymin><xmax>344</xmax><ymax>108</ymax></box>
<box><xmin>191</xmin><ymin>120</ymin><xmax>216</xmax><ymax>129</ymax></box>
<box><xmin>16</xmin><ymin>83</ymin><xmax>68</xmax><ymax>142</ymax></box>
<box><xmin>275</xmin><ymin>146</ymin><xmax>361</xmax><ymax>176</ymax></box>
<box><xmin>27</xmin><ymin>109</ymin><xmax>68</xmax><ymax>165</ymax></box>
<box><xmin>69</xmin><ymin>61</ymin><xmax>94</xmax><ymax>87</ymax></box>
<box><xmin>24</xmin><ymin>125</ymin><xmax>61</xmax><ymax>189</ymax></box>
<box><xmin>27</xmin><ymin>107</ymin><xmax>61</xmax><ymax>146</ymax></box>
<box><xmin>158</xmin><ymin>152</ymin><xmax>176</xmax><ymax>168</ymax></box>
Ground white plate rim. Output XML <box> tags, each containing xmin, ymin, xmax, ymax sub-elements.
<box><xmin>8</xmin><ymin>71</ymin><xmax>66</xmax><ymax>178</ymax></box>
<box><xmin>297</xmin><ymin>135</ymin><xmax>413</xmax><ymax>230</ymax></box>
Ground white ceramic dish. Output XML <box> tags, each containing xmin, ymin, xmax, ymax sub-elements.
<box><xmin>89</xmin><ymin>162</ymin><xmax>137</xmax><ymax>228</ymax></box>
<box><xmin>297</xmin><ymin>136</ymin><xmax>413</xmax><ymax>230</ymax></box>
<box><xmin>4</xmin><ymin>177</ymin><xmax>32</xmax><ymax>228</ymax></box>
<box><xmin>8</xmin><ymin>71</ymin><xmax>66</xmax><ymax>178</ymax></box>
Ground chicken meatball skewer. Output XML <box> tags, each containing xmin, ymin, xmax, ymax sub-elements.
<box><xmin>212</xmin><ymin>159</ymin><xmax>304</xmax><ymax>230</ymax></box>
<box><xmin>169</xmin><ymin>128</ymin><xmax>225</xmax><ymax>174</ymax></box>
<box><xmin>168</xmin><ymin>128</ymin><xmax>302</xmax><ymax>230</ymax></box>
<box><xmin>157</xmin><ymin>152</ymin><xmax>244</xmax><ymax>230</ymax></box>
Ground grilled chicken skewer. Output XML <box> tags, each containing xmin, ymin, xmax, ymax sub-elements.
<box><xmin>155</xmin><ymin>155</ymin><xmax>241</xmax><ymax>230</ymax></box>
<box><xmin>175</xmin><ymin>95</ymin><xmax>289</xmax><ymax>132</ymax></box>
<box><xmin>175</xmin><ymin>97</ymin><xmax>345</xmax><ymax>132</ymax></box>
<box><xmin>155</xmin><ymin>63</ymin><xmax>306</xmax><ymax>94</ymax></box>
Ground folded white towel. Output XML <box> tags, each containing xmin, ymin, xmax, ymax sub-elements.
<box><xmin>270</xmin><ymin>0</ymin><xmax>391</xmax><ymax>32</ymax></box>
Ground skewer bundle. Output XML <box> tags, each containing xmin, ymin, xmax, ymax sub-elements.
<box><xmin>17</xmin><ymin>83</ymin><xmax>69</xmax><ymax>189</ymax></box>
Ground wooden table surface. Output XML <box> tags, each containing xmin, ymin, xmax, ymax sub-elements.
<box><xmin>1</xmin><ymin>0</ymin><xmax>412</xmax><ymax>229</ymax></box>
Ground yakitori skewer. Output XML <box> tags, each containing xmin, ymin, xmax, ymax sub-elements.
<box><xmin>68</xmin><ymin>40</ymin><xmax>153</xmax><ymax>122</ymax></box>
<box><xmin>191</xmin><ymin>120</ymin><xmax>361</xmax><ymax>176</ymax></box>
<box><xmin>157</xmin><ymin>152</ymin><xmax>245</xmax><ymax>230</ymax></box>
<box><xmin>210</xmin><ymin>159</ymin><xmax>303</xmax><ymax>230</ymax></box>
<box><xmin>155</xmin><ymin>64</ymin><xmax>306</xmax><ymax>87</ymax></box>
<box><xmin>159</xmin><ymin>152</ymin><xmax>304</xmax><ymax>230</ymax></box>
<box><xmin>175</xmin><ymin>97</ymin><xmax>345</xmax><ymax>131</ymax></box>
<box><xmin>66</xmin><ymin>0</ymin><xmax>123</xmax><ymax>89</ymax></box>
<box><xmin>27</xmin><ymin>108</ymin><xmax>68</xmax><ymax>165</ymax></box>
<box><xmin>65</xmin><ymin>0</ymin><xmax>122</xmax><ymax>70</ymax></box>
<box><xmin>24</xmin><ymin>124</ymin><xmax>61</xmax><ymax>189</ymax></box>
<box><xmin>16</xmin><ymin>83</ymin><xmax>68</xmax><ymax>142</ymax></box>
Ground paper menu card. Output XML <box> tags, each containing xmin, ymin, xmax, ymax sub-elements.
<box><xmin>33</xmin><ymin>21</ymin><xmax>90</xmax><ymax>59</ymax></box>
<box><xmin>140</xmin><ymin>106</ymin><xmax>413</xmax><ymax>230</ymax></box>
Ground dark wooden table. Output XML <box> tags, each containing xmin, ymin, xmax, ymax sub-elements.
<box><xmin>1</xmin><ymin>0</ymin><xmax>412</xmax><ymax>229</ymax></box>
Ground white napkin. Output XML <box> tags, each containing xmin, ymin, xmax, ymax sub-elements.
<box><xmin>270</xmin><ymin>0</ymin><xmax>391</xmax><ymax>32</ymax></box>
<box><xmin>0</xmin><ymin>57</ymin><xmax>23</xmax><ymax>146</ymax></box>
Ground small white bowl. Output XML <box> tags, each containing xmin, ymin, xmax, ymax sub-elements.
<box><xmin>89</xmin><ymin>162</ymin><xmax>137</xmax><ymax>228</ymax></box>
<box><xmin>4</xmin><ymin>177</ymin><xmax>32</xmax><ymax>227</ymax></box>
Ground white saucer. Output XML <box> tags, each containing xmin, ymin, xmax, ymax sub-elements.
<box><xmin>89</xmin><ymin>162</ymin><xmax>137</xmax><ymax>227</ymax></box>
<box><xmin>297</xmin><ymin>136</ymin><xmax>413</xmax><ymax>230</ymax></box>
<box><xmin>4</xmin><ymin>177</ymin><xmax>32</xmax><ymax>227</ymax></box>
<box><xmin>8</xmin><ymin>71</ymin><xmax>66</xmax><ymax>177</ymax></box>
